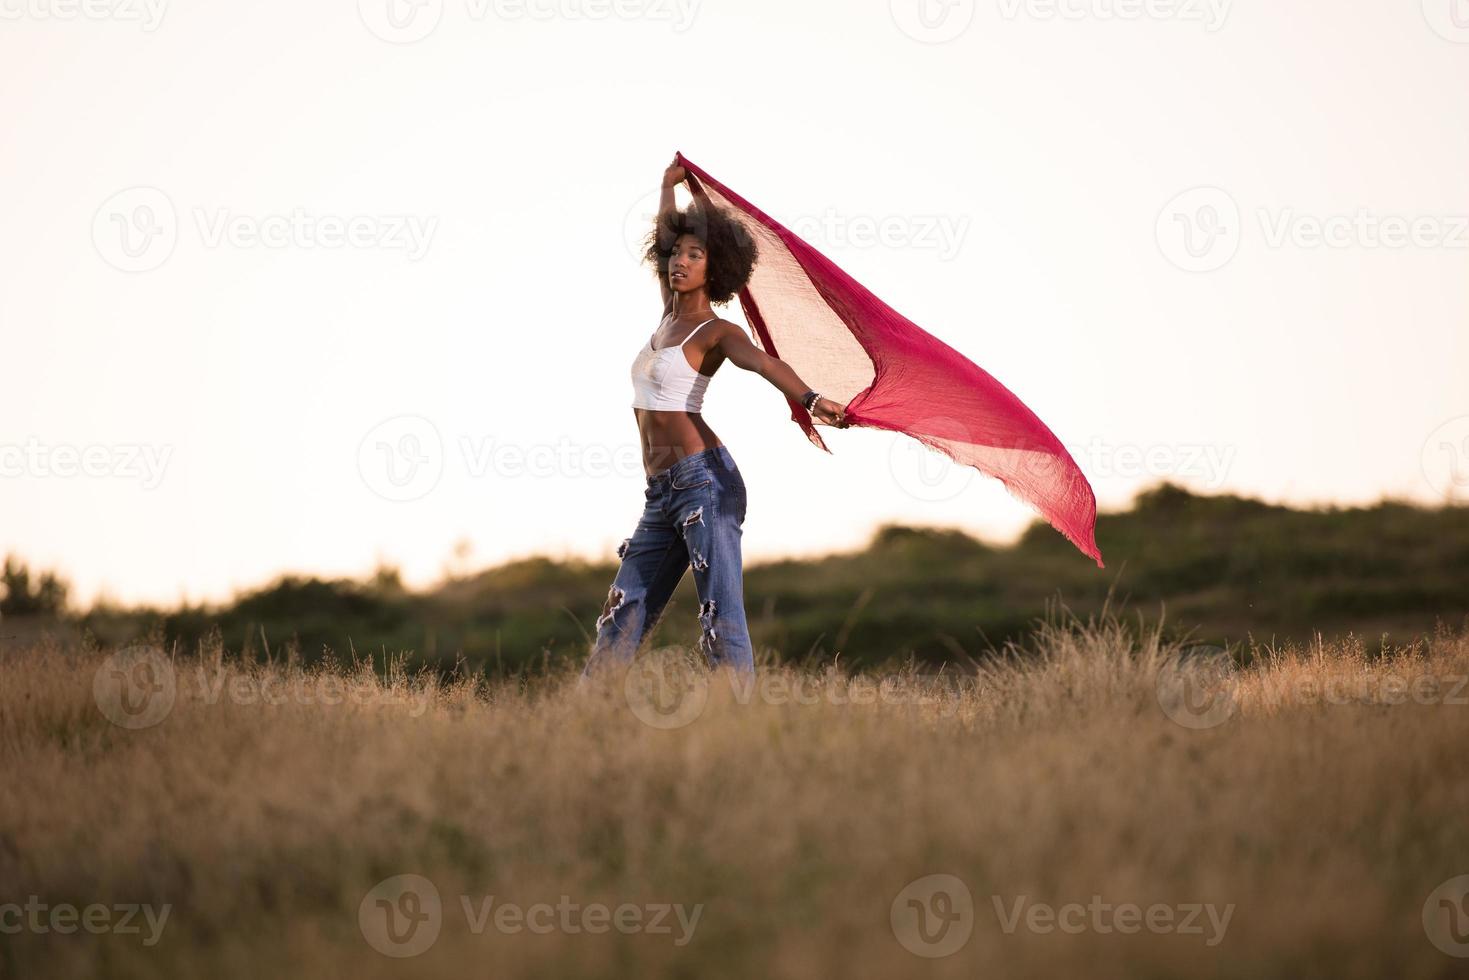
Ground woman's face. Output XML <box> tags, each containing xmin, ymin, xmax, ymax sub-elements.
<box><xmin>668</xmin><ymin>233</ymin><xmax>709</xmax><ymax>296</ymax></box>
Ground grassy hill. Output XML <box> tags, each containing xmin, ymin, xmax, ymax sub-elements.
<box><xmin>25</xmin><ymin>481</ymin><xmax>1469</xmax><ymax>675</ymax></box>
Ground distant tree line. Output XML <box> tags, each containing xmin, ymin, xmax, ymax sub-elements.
<box><xmin>1</xmin><ymin>556</ymin><xmax>69</xmax><ymax>617</ymax></box>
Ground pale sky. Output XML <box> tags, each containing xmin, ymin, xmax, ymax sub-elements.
<box><xmin>2</xmin><ymin>0</ymin><xmax>1466</xmax><ymax>606</ymax></box>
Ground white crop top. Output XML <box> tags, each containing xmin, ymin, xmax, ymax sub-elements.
<box><xmin>630</xmin><ymin>317</ymin><xmax>717</xmax><ymax>412</ymax></box>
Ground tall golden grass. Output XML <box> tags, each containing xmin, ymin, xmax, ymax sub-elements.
<box><xmin>3</xmin><ymin>609</ymin><xmax>1468</xmax><ymax>978</ymax></box>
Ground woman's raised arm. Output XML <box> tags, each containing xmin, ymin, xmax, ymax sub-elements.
<box><xmin>655</xmin><ymin>157</ymin><xmax>685</xmax><ymax>311</ymax></box>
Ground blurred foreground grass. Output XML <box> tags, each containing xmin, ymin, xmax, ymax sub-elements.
<box><xmin>4</xmin><ymin>608</ymin><xmax>1469</xmax><ymax>978</ymax></box>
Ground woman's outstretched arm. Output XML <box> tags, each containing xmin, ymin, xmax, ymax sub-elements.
<box><xmin>717</xmin><ymin>324</ymin><xmax>849</xmax><ymax>427</ymax></box>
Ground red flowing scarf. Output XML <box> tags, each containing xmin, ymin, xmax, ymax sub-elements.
<box><xmin>676</xmin><ymin>152</ymin><xmax>1104</xmax><ymax>567</ymax></box>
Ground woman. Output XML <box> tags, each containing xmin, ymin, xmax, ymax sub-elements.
<box><xmin>581</xmin><ymin>157</ymin><xmax>850</xmax><ymax>680</ymax></box>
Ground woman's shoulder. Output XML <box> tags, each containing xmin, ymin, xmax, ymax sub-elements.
<box><xmin>693</xmin><ymin>317</ymin><xmax>741</xmax><ymax>345</ymax></box>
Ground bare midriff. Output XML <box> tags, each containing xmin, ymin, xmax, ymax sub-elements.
<box><xmin>634</xmin><ymin>331</ymin><xmax>727</xmax><ymax>479</ymax></box>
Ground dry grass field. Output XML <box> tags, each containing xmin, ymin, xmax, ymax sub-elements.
<box><xmin>4</xmin><ymin>609</ymin><xmax>1469</xmax><ymax>978</ymax></box>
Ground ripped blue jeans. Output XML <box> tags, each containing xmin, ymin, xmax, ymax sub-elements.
<box><xmin>582</xmin><ymin>445</ymin><xmax>755</xmax><ymax>678</ymax></box>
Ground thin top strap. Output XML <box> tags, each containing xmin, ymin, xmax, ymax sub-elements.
<box><xmin>680</xmin><ymin>317</ymin><xmax>717</xmax><ymax>347</ymax></box>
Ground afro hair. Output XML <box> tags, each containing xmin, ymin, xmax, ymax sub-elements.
<box><xmin>642</xmin><ymin>200</ymin><xmax>759</xmax><ymax>306</ymax></box>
